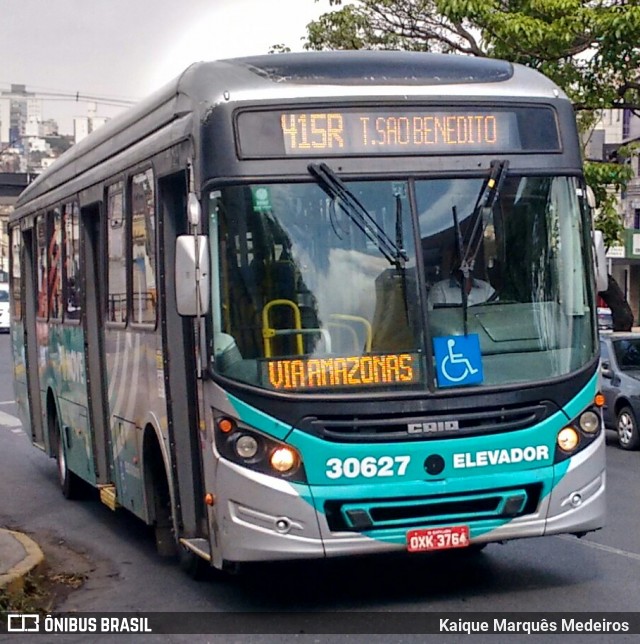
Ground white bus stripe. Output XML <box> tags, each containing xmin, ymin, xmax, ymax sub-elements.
<box><xmin>113</xmin><ymin>332</ymin><xmax>132</xmax><ymax>424</ymax></box>
<box><xmin>107</xmin><ymin>330</ymin><xmax>123</xmax><ymax>401</ymax></box>
<box><xmin>123</xmin><ymin>334</ymin><xmax>141</xmax><ymax>423</ymax></box>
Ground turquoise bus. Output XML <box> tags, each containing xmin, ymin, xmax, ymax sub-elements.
<box><xmin>9</xmin><ymin>51</ymin><xmax>605</xmax><ymax>574</ymax></box>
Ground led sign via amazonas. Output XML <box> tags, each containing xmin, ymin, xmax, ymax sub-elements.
<box><xmin>263</xmin><ymin>353</ymin><xmax>420</xmax><ymax>391</ymax></box>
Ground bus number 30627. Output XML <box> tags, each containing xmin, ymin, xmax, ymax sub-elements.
<box><xmin>325</xmin><ymin>455</ymin><xmax>411</xmax><ymax>479</ymax></box>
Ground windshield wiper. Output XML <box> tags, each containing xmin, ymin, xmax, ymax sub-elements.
<box><xmin>460</xmin><ymin>160</ymin><xmax>509</xmax><ymax>279</ymax></box>
<box><xmin>308</xmin><ymin>162</ymin><xmax>408</xmax><ymax>270</ymax></box>
<box><xmin>455</xmin><ymin>159</ymin><xmax>509</xmax><ymax>334</ymax></box>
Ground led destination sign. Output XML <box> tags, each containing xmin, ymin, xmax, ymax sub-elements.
<box><xmin>263</xmin><ymin>353</ymin><xmax>420</xmax><ymax>391</ymax></box>
<box><xmin>281</xmin><ymin>112</ymin><xmax>506</xmax><ymax>154</ymax></box>
<box><xmin>236</xmin><ymin>106</ymin><xmax>559</xmax><ymax>158</ymax></box>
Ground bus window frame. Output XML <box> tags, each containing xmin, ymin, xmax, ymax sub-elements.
<box><xmin>9</xmin><ymin>225</ymin><xmax>22</xmax><ymax>322</ymax></box>
<box><xmin>105</xmin><ymin>179</ymin><xmax>128</xmax><ymax>328</ymax></box>
<box><xmin>35</xmin><ymin>213</ymin><xmax>48</xmax><ymax>321</ymax></box>
<box><xmin>128</xmin><ymin>166</ymin><xmax>159</xmax><ymax>331</ymax></box>
<box><xmin>48</xmin><ymin>206</ymin><xmax>63</xmax><ymax>323</ymax></box>
<box><xmin>62</xmin><ymin>200</ymin><xmax>82</xmax><ymax>326</ymax></box>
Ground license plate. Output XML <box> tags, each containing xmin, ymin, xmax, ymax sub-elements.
<box><xmin>407</xmin><ymin>525</ymin><xmax>470</xmax><ymax>552</ymax></box>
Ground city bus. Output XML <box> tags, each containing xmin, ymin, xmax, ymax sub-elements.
<box><xmin>8</xmin><ymin>51</ymin><xmax>605</xmax><ymax>575</ymax></box>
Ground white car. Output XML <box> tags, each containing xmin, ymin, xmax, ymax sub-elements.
<box><xmin>0</xmin><ymin>288</ymin><xmax>9</xmax><ymax>333</ymax></box>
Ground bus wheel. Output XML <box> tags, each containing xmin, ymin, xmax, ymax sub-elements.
<box><xmin>152</xmin><ymin>473</ymin><xmax>177</xmax><ymax>558</ymax></box>
<box><xmin>616</xmin><ymin>406</ymin><xmax>640</xmax><ymax>450</ymax></box>
<box><xmin>178</xmin><ymin>546</ymin><xmax>211</xmax><ymax>581</ymax></box>
<box><xmin>54</xmin><ymin>415</ymin><xmax>82</xmax><ymax>499</ymax></box>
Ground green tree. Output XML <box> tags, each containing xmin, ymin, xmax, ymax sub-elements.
<box><xmin>303</xmin><ymin>0</ymin><xmax>640</xmax><ymax>327</ymax></box>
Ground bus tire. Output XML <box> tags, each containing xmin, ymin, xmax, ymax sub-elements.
<box><xmin>54</xmin><ymin>414</ymin><xmax>82</xmax><ymax>499</ymax></box>
<box><xmin>178</xmin><ymin>546</ymin><xmax>211</xmax><ymax>581</ymax></box>
<box><xmin>151</xmin><ymin>468</ymin><xmax>178</xmax><ymax>558</ymax></box>
<box><xmin>616</xmin><ymin>406</ymin><xmax>640</xmax><ymax>450</ymax></box>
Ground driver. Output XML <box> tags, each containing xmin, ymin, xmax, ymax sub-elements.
<box><xmin>428</xmin><ymin>253</ymin><xmax>495</xmax><ymax>307</ymax></box>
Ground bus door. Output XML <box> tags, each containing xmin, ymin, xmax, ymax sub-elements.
<box><xmin>81</xmin><ymin>203</ymin><xmax>113</xmax><ymax>485</ymax></box>
<box><xmin>20</xmin><ymin>226</ymin><xmax>45</xmax><ymax>447</ymax></box>
<box><xmin>157</xmin><ymin>170</ymin><xmax>204</xmax><ymax>541</ymax></box>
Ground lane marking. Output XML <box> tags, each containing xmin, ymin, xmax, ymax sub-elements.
<box><xmin>557</xmin><ymin>534</ymin><xmax>640</xmax><ymax>562</ymax></box>
<box><xmin>0</xmin><ymin>400</ymin><xmax>16</xmax><ymax>406</ymax></box>
<box><xmin>0</xmin><ymin>410</ymin><xmax>21</xmax><ymax>427</ymax></box>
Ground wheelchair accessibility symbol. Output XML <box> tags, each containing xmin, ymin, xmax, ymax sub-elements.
<box><xmin>433</xmin><ymin>334</ymin><xmax>484</xmax><ymax>387</ymax></box>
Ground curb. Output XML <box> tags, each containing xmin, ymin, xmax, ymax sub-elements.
<box><xmin>0</xmin><ymin>529</ymin><xmax>45</xmax><ymax>596</ymax></box>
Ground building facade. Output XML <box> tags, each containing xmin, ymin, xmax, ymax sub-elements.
<box><xmin>0</xmin><ymin>84</ymin><xmax>42</xmax><ymax>146</ymax></box>
<box><xmin>594</xmin><ymin>109</ymin><xmax>640</xmax><ymax>323</ymax></box>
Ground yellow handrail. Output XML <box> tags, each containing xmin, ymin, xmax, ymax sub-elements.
<box><xmin>262</xmin><ymin>299</ymin><xmax>304</xmax><ymax>357</ymax></box>
<box><xmin>329</xmin><ymin>314</ymin><xmax>372</xmax><ymax>352</ymax></box>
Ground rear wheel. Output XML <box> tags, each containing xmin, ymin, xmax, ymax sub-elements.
<box><xmin>616</xmin><ymin>406</ymin><xmax>640</xmax><ymax>450</ymax></box>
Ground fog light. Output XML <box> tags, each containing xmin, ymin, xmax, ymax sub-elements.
<box><xmin>557</xmin><ymin>427</ymin><xmax>579</xmax><ymax>452</ymax></box>
<box><xmin>579</xmin><ymin>411</ymin><xmax>599</xmax><ymax>434</ymax></box>
<box><xmin>235</xmin><ymin>435</ymin><xmax>259</xmax><ymax>459</ymax></box>
<box><xmin>270</xmin><ymin>447</ymin><xmax>297</xmax><ymax>473</ymax></box>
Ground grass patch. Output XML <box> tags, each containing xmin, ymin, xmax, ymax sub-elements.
<box><xmin>0</xmin><ymin>564</ymin><xmax>87</xmax><ymax>618</ymax></box>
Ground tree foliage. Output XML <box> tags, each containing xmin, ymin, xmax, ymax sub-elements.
<box><xmin>303</xmin><ymin>0</ymin><xmax>640</xmax><ymax>247</ymax></box>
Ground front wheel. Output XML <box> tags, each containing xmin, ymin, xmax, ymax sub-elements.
<box><xmin>616</xmin><ymin>406</ymin><xmax>640</xmax><ymax>450</ymax></box>
<box><xmin>178</xmin><ymin>546</ymin><xmax>212</xmax><ymax>581</ymax></box>
<box><xmin>54</xmin><ymin>415</ymin><xmax>83</xmax><ymax>499</ymax></box>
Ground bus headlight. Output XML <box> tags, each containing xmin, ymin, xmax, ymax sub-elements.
<box><xmin>554</xmin><ymin>405</ymin><xmax>603</xmax><ymax>463</ymax></box>
<box><xmin>235</xmin><ymin>435</ymin><xmax>259</xmax><ymax>459</ymax></box>
<box><xmin>579</xmin><ymin>411</ymin><xmax>599</xmax><ymax>434</ymax></box>
<box><xmin>214</xmin><ymin>414</ymin><xmax>306</xmax><ymax>482</ymax></box>
<box><xmin>270</xmin><ymin>447</ymin><xmax>297</xmax><ymax>473</ymax></box>
<box><xmin>557</xmin><ymin>427</ymin><xmax>579</xmax><ymax>452</ymax></box>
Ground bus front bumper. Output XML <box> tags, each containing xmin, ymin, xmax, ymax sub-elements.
<box><xmin>211</xmin><ymin>433</ymin><xmax>605</xmax><ymax>564</ymax></box>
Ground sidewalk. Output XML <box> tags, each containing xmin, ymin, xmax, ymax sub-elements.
<box><xmin>0</xmin><ymin>529</ymin><xmax>44</xmax><ymax>596</ymax></box>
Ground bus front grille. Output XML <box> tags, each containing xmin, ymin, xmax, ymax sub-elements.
<box><xmin>325</xmin><ymin>484</ymin><xmax>542</xmax><ymax>532</ymax></box>
<box><xmin>299</xmin><ymin>401</ymin><xmax>556</xmax><ymax>443</ymax></box>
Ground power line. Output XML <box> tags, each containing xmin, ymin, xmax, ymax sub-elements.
<box><xmin>0</xmin><ymin>84</ymin><xmax>139</xmax><ymax>107</ymax></box>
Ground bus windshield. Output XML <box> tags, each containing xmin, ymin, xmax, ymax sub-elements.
<box><xmin>208</xmin><ymin>173</ymin><xmax>596</xmax><ymax>393</ymax></box>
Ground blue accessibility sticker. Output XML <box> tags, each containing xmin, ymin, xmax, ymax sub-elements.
<box><xmin>433</xmin><ymin>334</ymin><xmax>484</xmax><ymax>388</ymax></box>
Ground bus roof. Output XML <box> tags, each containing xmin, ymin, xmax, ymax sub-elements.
<box><xmin>14</xmin><ymin>51</ymin><xmax>566</xmax><ymax>213</ymax></box>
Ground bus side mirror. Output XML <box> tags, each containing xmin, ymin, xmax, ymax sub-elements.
<box><xmin>175</xmin><ymin>235</ymin><xmax>210</xmax><ymax>316</ymax></box>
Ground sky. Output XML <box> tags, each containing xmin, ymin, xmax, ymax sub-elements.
<box><xmin>0</xmin><ymin>0</ymin><xmax>329</xmax><ymax>133</ymax></box>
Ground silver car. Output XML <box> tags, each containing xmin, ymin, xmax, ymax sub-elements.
<box><xmin>600</xmin><ymin>332</ymin><xmax>640</xmax><ymax>450</ymax></box>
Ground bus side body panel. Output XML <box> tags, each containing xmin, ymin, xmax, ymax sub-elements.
<box><xmin>103</xmin><ymin>327</ymin><xmax>166</xmax><ymax>520</ymax></box>
<box><xmin>43</xmin><ymin>322</ymin><xmax>96</xmax><ymax>484</ymax></box>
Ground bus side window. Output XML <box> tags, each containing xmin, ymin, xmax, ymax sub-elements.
<box><xmin>48</xmin><ymin>208</ymin><xmax>63</xmax><ymax>320</ymax></box>
<box><xmin>107</xmin><ymin>182</ymin><xmax>127</xmax><ymax>324</ymax></box>
<box><xmin>36</xmin><ymin>215</ymin><xmax>48</xmax><ymax>319</ymax></box>
<box><xmin>63</xmin><ymin>202</ymin><xmax>82</xmax><ymax>320</ymax></box>
<box><xmin>131</xmin><ymin>169</ymin><xmax>157</xmax><ymax>324</ymax></box>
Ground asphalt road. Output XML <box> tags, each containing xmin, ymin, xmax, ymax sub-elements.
<box><xmin>1</xmin><ymin>333</ymin><xmax>639</xmax><ymax>643</ymax></box>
